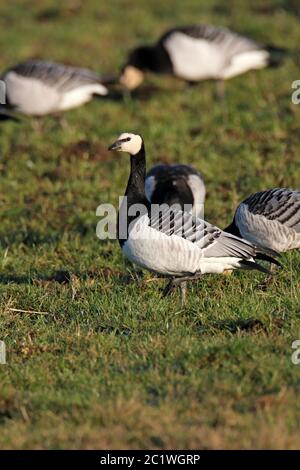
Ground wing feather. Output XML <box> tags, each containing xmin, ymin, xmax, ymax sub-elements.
<box><xmin>3</xmin><ymin>60</ymin><xmax>108</xmax><ymax>94</ymax></box>
<box><xmin>148</xmin><ymin>206</ymin><xmax>260</xmax><ymax>260</ymax></box>
<box><xmin>161</xmin><ymin>24</ymin><xmax>264</xmax><ymax>56</ymax></box>
<box><xmin>244</xmin><ymin>188</ymin><xmax>300</xmax><ymax>232</ymax></box>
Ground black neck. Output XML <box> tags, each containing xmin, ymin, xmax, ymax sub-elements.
<box><xmin>118</xmin><ymin>144</ymin><xmax>149</xmax><ymax>246</ymax></box>
<box><xmin>151</xmin><ymin>178</ymin><xmax>194</xmax><ymax>209</ymax></box>
<box><xmin>148</xmin><ymin>44</ymin><xmax>173</xmax><ymax>73</ymax></box>
<box><xmin>130</xmin><ymin>45</ymin><xmax>173</xmax><ymax>74</ymax></box>
<box><xmin>125</xmin><ymin>144</ymin><xmax>147</xmax><ymax>205</ymax></box>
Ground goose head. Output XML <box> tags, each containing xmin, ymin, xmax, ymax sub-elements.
<box><xmin>108</xmin><ymin>132</ymin><xmax>143</xmax><ymax>155</ymax></box>
<box><xmin>120</xmin><ymin>46</ymin><xmax>155</xmax><ymax>90</ymax></box>
<box><xmin>120</xmin><ymin>65</ymin><xmax>144</xmax><ymax>90</ymax></box>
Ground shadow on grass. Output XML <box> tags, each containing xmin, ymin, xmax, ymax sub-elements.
<box><xmin>0</xmin><ymin>267</ymin><xmax>139</xmax><ymax>286</ymax></box>
<box><xmin>214</xmin><ymin>318</ymin><xmax>266</xmax><ymax>333</ymax></box>
<box><xmin>194</xmin><ymin>317</ymin><xmax>267</xmax><ymax>335</ymax></box>
<box><xmin>0</xmin><ymin>270</ymin><xmax>71</xmax><ymax>285</ymax></box>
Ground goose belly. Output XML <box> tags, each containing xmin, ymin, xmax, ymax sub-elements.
<box><xmin>4</xmin><ymin>72</ymin><xmax>61</xmax><ymax>115</ymax></box>
<box><xmin>58</xmin><ymin>84</ymin><xmax>108</xmax><ymax>111</ymax></box>
<box><xmin>163</xmin><ymin>32</ymin><xmax>225</xmax><ymax>81</ymax></box>
<box><xmin>122</xmin><ymin>224</ymin><xmax>202</xmax><ymax>276</ymax></box>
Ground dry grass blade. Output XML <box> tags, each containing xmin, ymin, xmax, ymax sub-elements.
<box><xmin>8</xmin><ymin>308</ymin><xmax>49</xmax><ymax>315</ymax></box>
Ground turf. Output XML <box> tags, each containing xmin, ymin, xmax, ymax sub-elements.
<box><xmin>1</xmin><ymin>0</ymin><xmax>300</xmax><ymax>450</ymax></box>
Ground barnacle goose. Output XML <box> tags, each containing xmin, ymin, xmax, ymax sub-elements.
<box><xmin>108</xmin><ymin>133</ymin><xmax>279</xmax><ymax>304</ymax></box>
<box><xmin>1</xmin><ymin>59</ymin><xmax>114</xmax><ymax>116</ymax></box>
<box><xmin>145</xmin><ymin>164</ymin><xmax>205</xmax><ymax>217</ymax></box>
<box><xmin>120</xmin><ymin>24</ymin><xmax>285</xmax><ymax>91</ymax></box>
<box><xmin>225</xmin><ymin>188</ymin><xmax>300</xmax><ymax>252</ymax></box>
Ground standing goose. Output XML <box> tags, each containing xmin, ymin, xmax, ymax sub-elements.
<box><xmin>145</xmin><ymin>163</ymin><xmax>205</xmax><ymax>217</ymax></box>
<box><xmin>225</xmin><ymin>188</ymin><xmax>300</xmax><ymax>252</ymax></box>
<box><xmin>108</xmin><ymin>132</ymin><xmax>279</xmax><ymax>303</ymax></box>
<box><xmin>1</xmin><ymin>59</ymin><xmax>113</xmax><ymax>116</ymax></box>
<box><xmin>120</xmin><ymin>24</ymin><xmax>285</xmax><ymax>91</ymax></box>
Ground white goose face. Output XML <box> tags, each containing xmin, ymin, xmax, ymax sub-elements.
<box><xmin>120</xmin><ymin>66</ymin><xmax>144</xmax><ymax>90</ymax></box>
<box><xmin>108</xmin><ymin>133</ymin><xmax>143</xmax><ymax>155</ymax></box>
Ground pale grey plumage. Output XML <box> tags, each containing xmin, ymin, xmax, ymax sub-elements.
<box><xmin>2</xmin><ymin>60</ymin><xmax>109</xmax><ymax>116</ymax></box>
<box><xmin>149</xmin><ymin>205</ymin><xmax>264</xmax><ymax>259</ymax></box>
<box><xmin>163</xmin><ymin>24</ymin><xmax>266</xmax><ymax>61</ymax></box>
<box><xmin>226</xmin><ymin>188</ymin><xmax>300</xmax><ymax>252</ymax></box>
<box><xmin>123</xmin><ymin>206</ymin><xmax>277</xmax><ymax>278</ymax></box>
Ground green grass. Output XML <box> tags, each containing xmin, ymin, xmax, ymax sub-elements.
<box><xmin>1</xmin><ymin>0</ymin><xmax>300</xmax><ymax>449</ymax></box>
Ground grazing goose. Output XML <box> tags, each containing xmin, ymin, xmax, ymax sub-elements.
<box><xmin>120</xmin><ymin>24</ymin><xmax>285</xmax><ymax>92</ymax></box>
<box><xmin>145</xmin><ymin>164</ymin><xmax>205</xmax><ymax>217</ymax></box>
<box><xmin>225</xmin><ymin>188</ymin><xmax>300</xmax><ymax>252</ymax></box>
<box><xmin>108</xmin><ymin>132</ymin><xmax>279</xmax><ymax>304</ymax></box>
<box><xmin>1</xmin><ymin>59</ymin><xmax>112</xmax><ymax>116</ymax></box>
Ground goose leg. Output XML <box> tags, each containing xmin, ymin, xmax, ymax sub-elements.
<box><xmin>31</xmin><ymin>118</ymin><xmax>43</xmax><ymax>133</ymax></box>
<box><xmin>270</xmin><ymin>263</ymin><xmax>278</xmax><ymax>274</ymax></box>
<box><xmin>216</xmin><ymin>79</ymin><xmax>226</xmax><ymax>101</ymax></box>
<box><xmin>162</xmin><ymin>278</ymin><xmax>189</xmax><ymax>304</ymax></box>
<box><xmin>162</xmin><ymin>278</ymin><xmax>176</xmax><ymax>297</ymax></box>
<box><xmin>53</xmin><ymin>114</ymin><xmax>69</xmax><ymax>129</ymax></box>
<box><xmin>180</xmin><ymin>281</ymin><xmax>187</xmax><ymax>306</ymax></box>
<box><xmin>263</xmin><ymin>263</ymin><xmax>278</xmax><ymax>285</ymax></box>
<box><xmin>163</xmin><ymin>275</ymin><xmax>201</xmax><ymax>302</ymax></box>
<box><xmin>58</xmin><ymin>116</ymin><xmax>69</xmax><ymax>129</ymax></box>
<box><xmin>163</xmin><ymin>277</ymin><xmax>186</xmax><ymax>298</ymax></box>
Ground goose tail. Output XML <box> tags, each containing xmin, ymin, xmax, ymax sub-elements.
<box><xmin>266</xmin><ymin>45</ymin><xmax>288</xmax><ymax>67</ymax></box>
<box><xmin>239</xmin><ymin>259</ymin><xmax>271</xmax><ymax>274</ymax></box>
<box><xmin>255</xmin><ymin>251</ymin><xmax>281</xmax><ymax>267</ymax></box>
<box><xmin>253</xmin><ymin>244</ymin><xmax>282</xmax><ymax>272</ymax></box>
<box><xmin>0</xmin><ymin>107</ymin><xmax>19</xmax><ymax>122</ymax></box>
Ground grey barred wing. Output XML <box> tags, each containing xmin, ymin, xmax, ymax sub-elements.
<box><xmin>148</xmin><ymin>206</ymin><xmax>206</xmax><ymax>241</ymax></box>
<box><xmin>160</xmin><ymin>24</ymin><xmax>262</xmax><ymax>54</ymax></box>
<box><xmin>148</xmin><ymin>206</ymin><xmax>257</xmax><ymax>259</ymax></box>
<box><xmin>244</xmin><ymin>188</ymin><xmax>300</xmax><ymax>232</ymax></box>
<box><xmin>6</xmin><ymin>60</ymin><xmax>105</xmax><ymax>93</ymax></box>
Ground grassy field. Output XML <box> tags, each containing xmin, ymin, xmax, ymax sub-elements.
<box><xmin>1</xmin><ymin>0</ymin><xmax>300</xmax><ymax>449</ymax></box>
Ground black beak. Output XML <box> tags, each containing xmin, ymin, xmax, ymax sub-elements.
<box><xmin>108</xmin><ymin>140</ymin><xmax>122</xmax><ymax>151</ymax></box>
<box><xmin>108</xmin><ymin>137</ymin><xmax>130</xmax><ymax>151</ymax></box>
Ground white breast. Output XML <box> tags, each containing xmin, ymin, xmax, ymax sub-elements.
<box><xmin>5</xmin><ymin>72</ymin><xmax>61</xmax><ymax>115</ymax></box>
<box><xmin>163</xmin><ymin>32</ymin><xmax>225</xmax><ymax>81</ymax></box>
<box><xmin>122</xmin><ymin>215</ymin><xmax>201</xmax><ymax>275</ymax></box>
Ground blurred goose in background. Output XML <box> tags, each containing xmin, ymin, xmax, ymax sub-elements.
<box><xmin>145</xmin><ymin>163</ymin><xmax>205</xmax><ymax>217</ymax></box>
<box><xmin>108</xmin><ymin>132</ymin><xmax>280</xmax><ymax>304</ymax></box>
<box><xmin>120</xmin><ymin>24</ymin><xmax>285</xmax><ymax>95</ymax></box>
<box><xmin>225</xmin><ymin>188</ymin><xmax>300</xmax><ymax>252</ymax></box>
<box><xmin>1</xmin><ymin>59</ymin><xmax>115</xmax><ymax>116</ymax></box>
